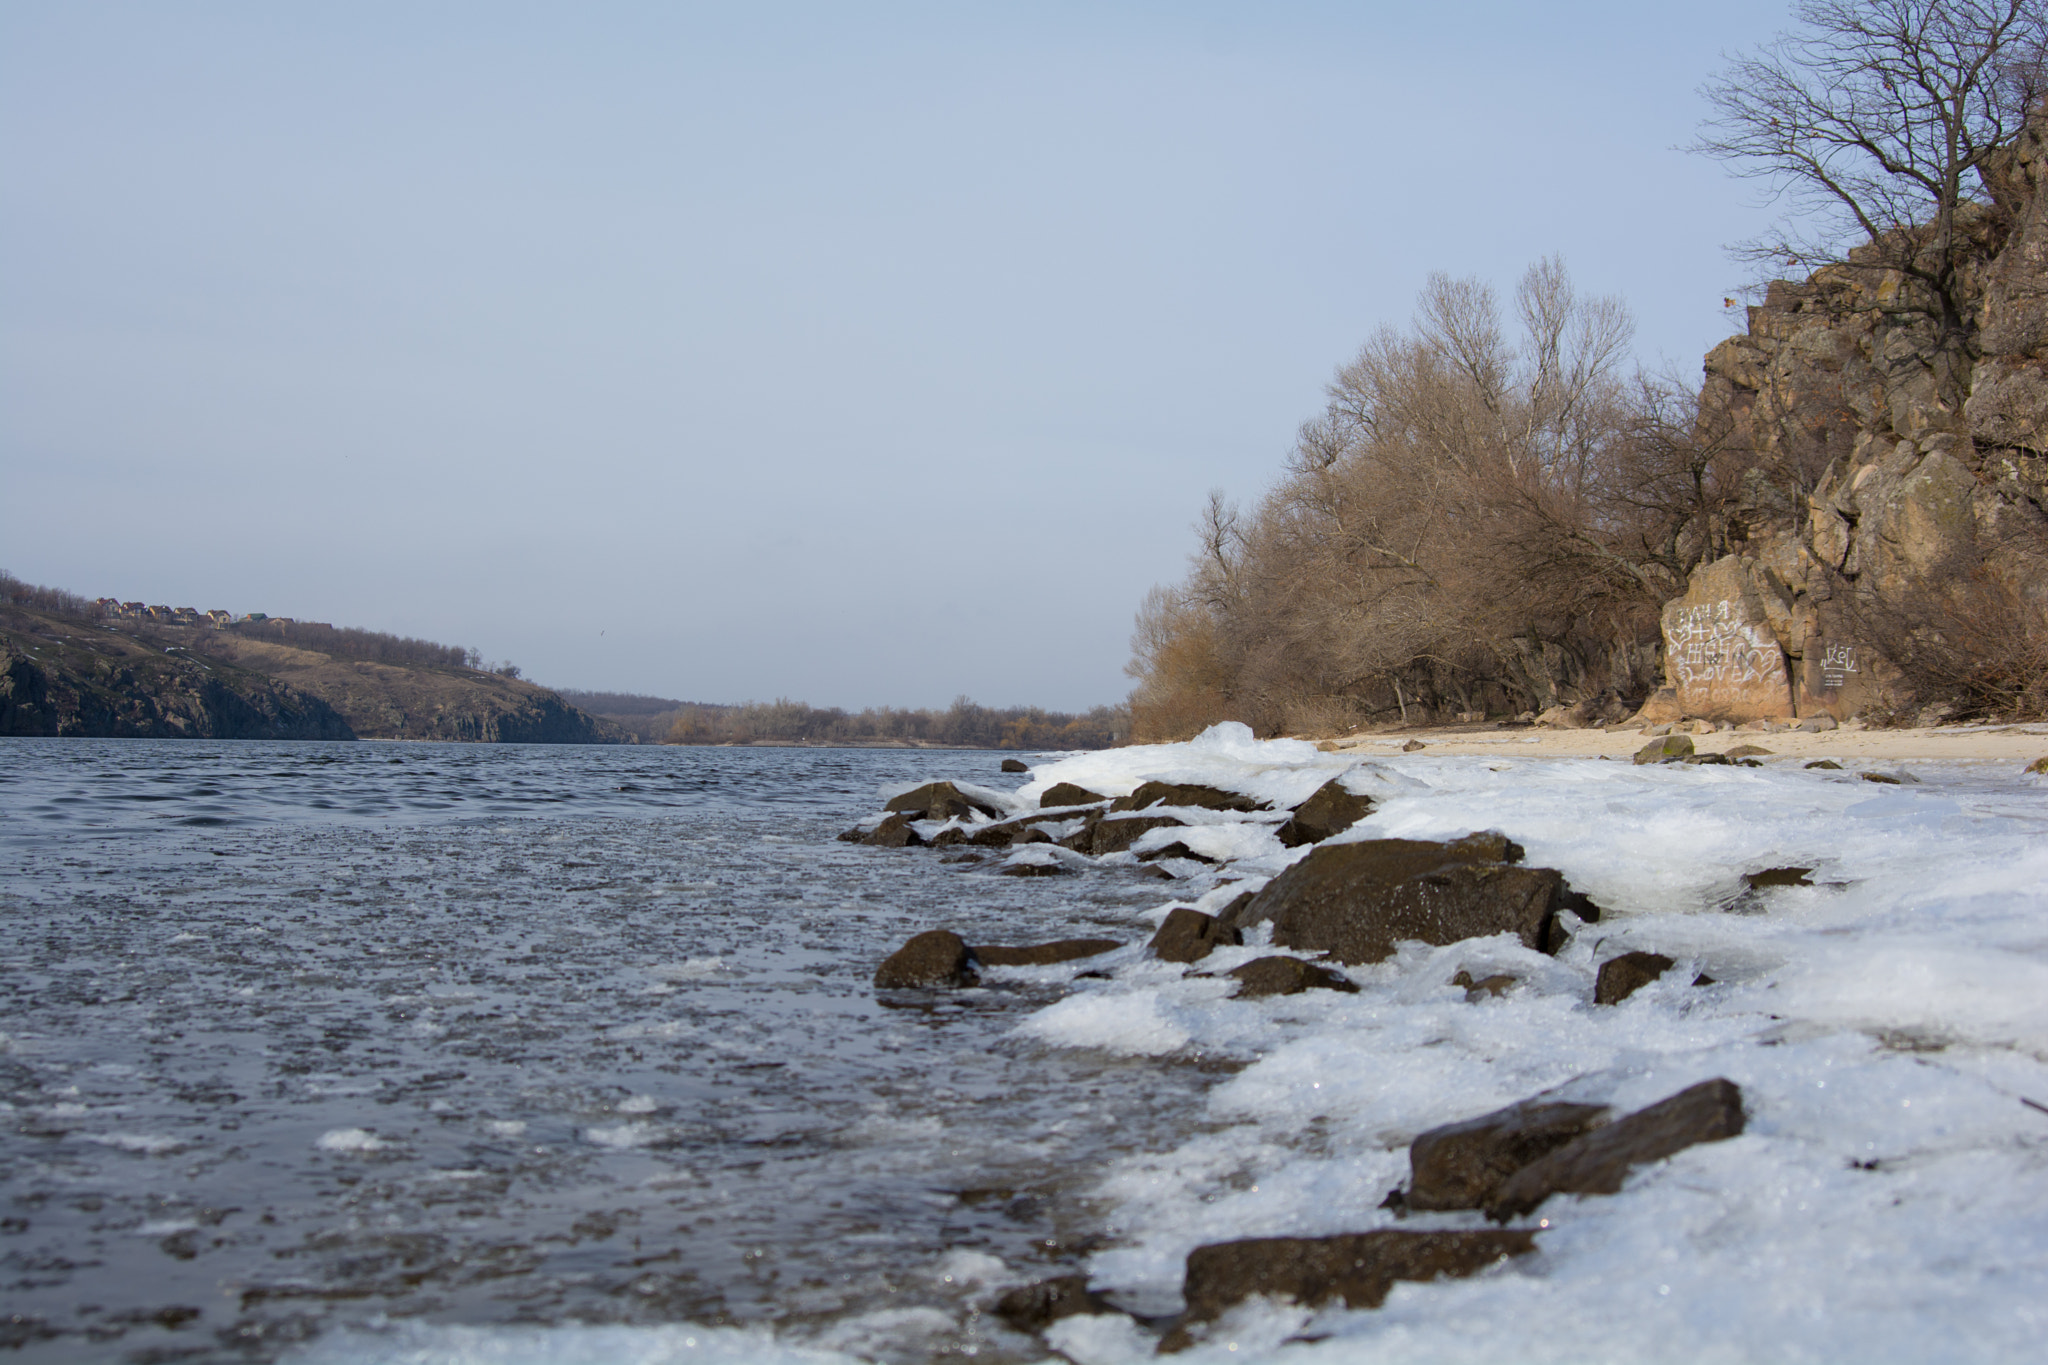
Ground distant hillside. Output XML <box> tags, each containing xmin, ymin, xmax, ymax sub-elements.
<box><xmin>0</xmin><ymin>574</ymin><xmax>620</xmax><ymax>743</ymax></box>
<box><xmin>554</xmin><ymin>689</ymin><xmax>728</xmax><ymax>745</ymax></box>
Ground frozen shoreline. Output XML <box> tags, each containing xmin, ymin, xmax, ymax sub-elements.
<box><xmin>1310</xmin><ymin>720</ymin><xmax>2048</xmax><ymax>764</ymax></box>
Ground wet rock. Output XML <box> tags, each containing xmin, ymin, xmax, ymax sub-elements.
<box><xmin>1634</xmin><ymin>734</ymin><xmax>1695</xmax><ymax>764</ymax></box>
<box><xmin>1110</xmin><ymin>781</ymin><xmax>1266</xmax><ymax>814</ymax></box>
<box><xmin>1796</xmin><ymin>715</ymin><xmax>1838</xmax><ymax>732</ymax></box>
<box><xmin>1805</xmin><ymin>759</ymin><xmax>1843</xmax><ymax>770</ymax></box>
<box><xmin>886</xmin><ymin>781</ymin><xmax>1002</xmax><ymax>821</ymax></box>
<box><xmin>1488</xmin><ymin>1079</ymin><xmax>1746</xmax><ymax>1221</ymax></box>
<box><xmin>1744</xmin><ymin>866</ymin><xmax>1814</xmax><ymax>889</ymax></box>
<box><xmin>1147</xmin><ymin>907</ymin><xmax>1241</xmax><ymax>963</ymax></box>
<box><xmin>1407</xmin><ymin>1099</ymin><xmax>1610</xmax><ymax>1211</ymax></box>
<box><xmin>1160</xmin><ymin>1230</ymin><xmax>1539</xmax><ymax>1352</ymax></box>
<box><xmin>1859</xmin><ymin>770</ymin><xmax>1920</xmax><ymax>784</ymax></box>
<box><xmin>993</xmin><ymin>1274</ymin><xmax>1114</xmax><ymax>1333</ymax></box>
<box><xmin>1451</xmin><ymin>969</ymin><xmax>1516</xmax><ymax>1000</ymax></box>
<box><xmin>2025</xmin><ymin>756</ymin><xmax>2048</xmax><ymax>775</ymax></box>
<box><xmin>1223</xmin><ymin>833</ymin><xmax>1563</xmax><ymax>966</ymax></box>
<box><xmin>1226</xmin><ymin>956</ymin><xmax>1358</xmax><ymax>997</ymax></box>
<box><xmin>1000</xmin><ymin>758</ymin><xmax>1030</xmax><ymax>773</ymax></box>
<box><xmin>1082</xmin><ymin>813</ymin><xmax>1185</xmax><ymax>856</ymax></box>
<box><xmin>841</xmin><ymin>812</ymin><xmax>926</xmax><ymax>848</ymax></box>
<box><xmin>874</xmin><ymin>930</ymin><xmax>978</xmax><ymax>989</ymax></box>
<box><xmin>1137</xmin><ymin>841</ymin><xmax>1217</xmax><ymax>865</ymax></box>
<box><xmin>1683</xmin><ymin>752</ymin><xmax>1735</xmax><ymax>765</ymax></box>
<box><xmin>1040</xmin><ymin>782</ymin><xmax>1108</xmax><ymax>808</ymax></box>
<box><xmin>967</xmin><ymin>817</ymin><xmax>1056</xmax><ymax>848</ymax></box>
<box><xmin>972</xmin><ymin>939</ymin><xmax>1122</xmax><ymax>967</ymax></box>
<box><xmin>1594</xmin><ymin>951</ymin><xmax>1676</xmax><ymax>1005</ymax></box>
<box><xmin>1276</xmin><ymin>779</ymin><xmax>1375</xmax><ymax>847</ymax></box>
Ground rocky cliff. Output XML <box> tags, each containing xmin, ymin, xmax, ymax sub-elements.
<box><xmin>1651</xmin><ymin>111</ymin><xmax>2048</xmax><ymax>724</ymax></box>
<box><xmin>0</xmin><ymin>604</ymin><xmax>356</xmax><ymax>739</ymax></box>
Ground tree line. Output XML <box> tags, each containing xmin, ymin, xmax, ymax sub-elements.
<box><xmin>663</xmin><ymin>696</ymin><xmax>1128</xmax><ymax>749</ymax></box>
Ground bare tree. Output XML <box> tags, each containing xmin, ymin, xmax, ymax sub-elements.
<box><xmin>1693</xmin><ymin>0</ymin><xmax>2048</xmax><ymax>345</ymax></box>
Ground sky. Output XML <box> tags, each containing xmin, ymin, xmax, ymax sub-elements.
<box><xmin>1</xmin><ymin>0</ymin><xmax>1803</xmax><ymax>712</ymax></box>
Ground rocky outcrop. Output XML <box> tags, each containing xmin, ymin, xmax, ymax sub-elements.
<box><xmin>1221</xmin><ymin>833</ymin><xmax>1568</xmax><ymax>965</ymax></box>
<box><xmin>1275</xmin><ymin>778</ymin><xmax>1375</xmax><ymax>846</ymax></box>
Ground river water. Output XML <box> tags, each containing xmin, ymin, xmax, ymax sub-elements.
<box><xmin>0</xmin><ymin>740</ymin><xmax>1216</xmax><ymax>1363</ymax></box>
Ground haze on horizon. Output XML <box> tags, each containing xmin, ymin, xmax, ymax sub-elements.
<box><xmin>2</xmin><ymin>1</ymin><xmax>1796</xmax><ymax>712</ymax></box>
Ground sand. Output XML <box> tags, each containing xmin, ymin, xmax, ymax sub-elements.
<box><xmin>1310</xmin><ymin>721</ymin><xmax>2048</xmax><ymax>766</ymax></box>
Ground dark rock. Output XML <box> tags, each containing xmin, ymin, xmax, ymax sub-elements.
<box><xmin>973</xmin><ymin>939</ymin><xmax>1122</xmax><ymax>967</ymax></box>
<box><xmin>1161</xmin><ymin>1230</ymin><xmax>1538</xmax><ymax>1352</ymax></box>
<box><xmin>1725</xmin><ymin>743</ymin><xmax>1773</xmax><ymax>757</ymax></box>
<box><xmin>993</xmin><ymin>1274</ymin><xmax>1113</xmax><ymax>1333</ymax></box>
<box><xmin>2027</xmin><ymin>756</ymin><xmax>2048</xmax><ymax>775</ymax></box>
<box><xmin>1558</xmin><ymin>887</ymin><xmax>1603</xmax><ymax>922</ymax></box>
<box><xmin>1401</xmin><ymin>739</ymin><xmax>1428</xmax><ymax>752</ymax></box>
<box><xmin>886</xmin><ymin>781</ymin><xmax>1003</xmax><ymax>821</ymax></box>
<box><xmin>1859</xmin><ymin>770</ymin><xmax>1913</xmax><ymax>784</ymax></box>
<box><xmin>998</xmin><ymin>860</ymin><xmax>1074</xmax><ymax>878</ymax></box>
<box><xmin>1407</xmin><ymin>1099</ymin><xmax>1611</xmax><ymax>1211</ymax></box>
<box><xmin>1137</xmin><ymin>841</ymin><xmax>1217</xmax><ymax>865</ymax></box>
<box><xmin>1083</xmin><ymin>814</ymin><xmax>1185</xmax><ymax>856</ymax></box>
<box><xmin>1040</xmin><ymin>782</ymin><xmax>1108</xmax><ymax>808</ymax></box>
<box><xmin>1000</xmin><ymin>757</ymin><xmax>1030</xmax><ymax>773</ymax></box>
<box><xmin>1683</xmin><ymin>751</ymin><xmax>1734</xmax><ymax>765</ymax></box>
<box><xmin>841</xmin><ymin>812</ymin><xmax>926</xmax><ymax>848</ymax></box>
<box><xmin>1276</xmin><ymin>779</ymin><xmax>1375</xmax><ymax>847</ymax></box>
<box><xmin>874</xmin><ymin>930</ymin><xmax>978</xmax><ymax>989</ymax></box>
<box><xmin>1744</xmin><ymin>866</ymin><xmax>1814</xmax><ymax>889</ymax></box>
<box><xmin>1226</xmin><ymin>956</ymin><xmax>1357</xmax><ymax>997</ymax></box>
<box><xmin>1110</xmin><ymin>781</ymin><xmax>1267</xmax><ymax>814</ymax></box>
<box><xmin>1450</xmin><ymin>969</ymin><xmax>1516</xmax><ymax>1000</ymax></box>
<box><xmin>968</xmin><ymin>817</ymin><xmax>1055</xmax><ymax>848</ymax></box>
<box><xmin>1594</xmin><ymin>951</ymin><xmax>1676</xmax><ymax>1005</ymax></box>
<box><xmin>1487</xmin><ymin>1079</ymin><xmax>1746</xmax><ymax>1221</ymax></box>
<box><xmin>1805</xmin><ymin>759</ymin><xmax>1843</xmax><ymax>770</ymax></box>
<box><xmin>1226</xmin><ymin>834</ymin><xmax>1561</xmax><ymax>965</ymax></box>
<box><xmin>1148</xmin><ymin>907</ymin><xmax>1241</xmax><ymax>963</ymax></box>
<box><xmin>1634</xmin><ymin>734</ymin><xmax>1695</xmax><ymax>764</ymax></box>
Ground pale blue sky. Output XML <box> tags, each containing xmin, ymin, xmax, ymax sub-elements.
<box><xmin>3</xmin><ymin>1</ymin><xmax>1798</xmax><ymax>710</ymax></box>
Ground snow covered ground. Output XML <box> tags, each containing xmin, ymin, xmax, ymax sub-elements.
<box><xmin>291</xmin><ymin>724</ymin><xmax>2048</xmax><ymax>1364</ymax></box>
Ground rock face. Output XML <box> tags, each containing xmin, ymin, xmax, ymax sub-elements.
<box><xmin>1225</xmin><ymin>956</ymin><xmax>1357</xmax><ymax>998</ymax></box>
<box><xmin>1488</xmin><ymin>1079</ymin><xmax>1746</xmax><ymax>1221</ymax></box>
<box><xmin>1594</xmin><ymin>951</ymin><xmax>1676</xmax><ymax>1004</ymax></box>
<box><xmin>1276</xmin><ymin>779</ymin><xmax>1375</xmax><ymax>847</ymax></box>
<box><xmin>1223</xmin><ymin>834</ymin><xmax>1564</xmax><ymax>965</ymax></box>
<box><xmin>874</xmin><ymin>931</ymin><xmax>978</xmax><ymax>989</ymax></box>
<box><xmin>972</xmin><ymin>939</ymin><xmax>1121</xmax><ymax>967</ymax></box>
<box><xmin>1407</xmin><ymin>1099</ymin><xmax>1611</xmax><ymax>1212</ymax></box>
<box><xmin>1161</xmin><ymin>1230</ymin><xmax>1538</xmax><ymax>1352</ymax></box>
<box><xmin>1147</xmin><ymin>907</ymin><xmax>1240</xmax><ymax>963</ymax></box>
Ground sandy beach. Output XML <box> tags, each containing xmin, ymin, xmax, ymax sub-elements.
<box><xmin>1311</xmin><ymin>721</ymin><xmax>2048</xmax><ymax>765</ymax></box>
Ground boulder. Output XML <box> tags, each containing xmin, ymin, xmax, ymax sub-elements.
<box><xmin>1160</xmin><ymin>1230</ymin><xmax>1538</xmax><ymax>1352</ymax></box>
<box><xmin>1136</xmin><ymin>841</ymin><xmax>1218</xmax><ymax>865</ymax></box>
<box><xmin>1633</xmin><ymin>734</ymin><xmax>1695</xmax><ymax>764</ymax></box>
<box><xmin>998</xmin><ymin>860</ymin><xmax>1073</xmax><ymax>878</ymax></box>
<box><xmin>2026</xmin><ymin>756</ymin><xmax>2048</xmax><ymax>774</ymax></box>
<box><xmin>1401</xmin><ymin>739</ymin><xmax>1428</xmax><ymax>752</ymax></box>
<box><xmin>1223</xmin><ymin>834</ymin><xmax>1563</xmax><ymax>966</ymax></box>
<box><xmin>1744</xmin><ymin>866</ymin><xmax>1813</xmax><ymax>889</ymax></box>
<box><xmin>1660</xmin><ymin>555</ymin><xmax>1797</xmax><ymax>722</ymax></box>
<box><xmin>886</xmin><ymin>781</ymin><xmax>1003</xmax><ymax>822</ymax></box>
<box><xmin>1226</xmin><ymin>956</ymin><xmax>1358</xmax><ymax>998</ymax></box>
<box><xmin>1148</xmin><ymin>907</ymin><xmax>1240</xmax><ymax>963</ymax></box>
<box><xmin>874</xmin><ymin>930</ymin><xmax>978</xmax><ymax>989</ymax></box>
<box><xmin>972</xmin><ymin>939</ymin><xmax>1121</xmax><ymax>967</ymax></box>
<box><xmin>1000</xmin><ymin>757</ymin><xmax>1030</xmax><ymax>773</ymax></box>
<box><xmin>1594</xmin><ymin>951</ymin><xmax>1676</xmax><ymax>1005</ymax></box>
<box><xmin>841</xmin><ymin>812</ymin><xmax>926</xmax><ymax>847</ymax></box>
<box><xmin>1110</xmin><ymin>781</ymin><xmax>1267</xmax><ymax>813</ymax></box>
<box><xmin>1276</xmin><ymin>779</ymin><xmax>1375</xmax><ymax>847</ymax></box>
<box><xmin>992</xmin><ymin>1274</ymin><xmax>1114</xmax><ymax>1333</ymax></box>
<box><xmin>1725</xmin><ymin>743</ymin><xmax>1773</xmax><ymax>757</ymax></box>
<box><xmin>968</xmin><ymin>817</ymin><xmax>1056</xmax><ymax>848</ymax></box>
<box><xmin>1487</xmin><ymin>1079</ymin><xmax>1746</xmax><ymax>1221</ymax></box>
<box><xmin>1451</xmin><ymin>969</ymin><xmax>1516</xmax><ymax>1000</ymax></box>
<box><xmin>1805</xmin><ymin>759</ymin><xmax>1843</xmax><ymax>770</ymax></box>
<box><xmin>1040</xmin><ymin>782</ymin><xmax>1108</xmax><ymax>808</ymax></box>
<box><xmin>1407</xmin><ymin>1099</ymin><xmax>1611</xmax><ymax>1211</ymax></box>
<box><xmin>1080</xmin><ymin>813</ymin><xmax>1184</xmax><ymax>856</ymax></box>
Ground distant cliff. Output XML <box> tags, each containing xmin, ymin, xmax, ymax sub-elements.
<box><xmin>0</xmin><ymin>599</ymin><xmax>621</xmax><ymax>743</ymax></box>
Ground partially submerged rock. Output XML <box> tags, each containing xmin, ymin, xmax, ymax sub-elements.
<box><xmin>886</xmin><ymin>781</ymin><xmax>1003</xmax><ymax>822</ymax></box>
<box><xmin>1594</xmin><ymin>951</ymin><xmax>1676</xmax><ymax>1005</ymax></box>
<box><xmin>1226</xmin><ymin>956</ymin><xmax>1358</xmax><ymax>998</ymax></box>
<box><xmin>1276</xmin><ymin>778</ymin><xmax>1375</xmax><ymax>847</ymax></box>
<box><xmin>1075</xmin><ymin>813</ymin><xmax>1184</xmax><ymax>856</ymax></box>
<box><xmin>1488</xmin><ymin>1079</ymin><xmax>1746</xmax><ymax>1221</ymax></box>
<box><xmin>993</xmin><ymin>1274</ymin><xmax>1115</xmax><ymax>1333</ymax></box>
<box><xmin>1000</xmin><ymin>757</ymin><xmax>1030</xmax><ymax>773</ymax></box>
<box><xmin>1160</xmin><ymin>1229</ymin><xmax>1538</xmax><ymax>1352</ymax></box>
<box><xmin>1110</xmin><ymin>781</ymin><xmax>1267</xmax><ymax>814</ymax></box>
<box><xmin>1222</xmin><ymin>833</ymin><xmax>1565</xmax><ymax>965</ymax></box>
<box><xmin>1744</xmin><ymin>866</ymin><xmax>1814</xmax><ymax>889</ymax></box>
<box><xmin>1148</xmin><ymin>907</ymin><xmax>1240</xmax><ymax>963</ymax></box>
<box><xmin>973</xmin><ymin>939</ymin><xmax>1121</xmax><ymax>967</ymax></box>
<box><xmin>839</xmin><ymin>812</ymin><xmax>925</xmax><ymax>847</ymax></box>
<box><xmin>874</xmin><ymin>930</ymin><xmax>978</xmax><ymax>989</ymax></box>
<box><xmin>1407</xmin><ymin>1099</ymin><xmax>1610</xmax><ymax>1211</ymax></box>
